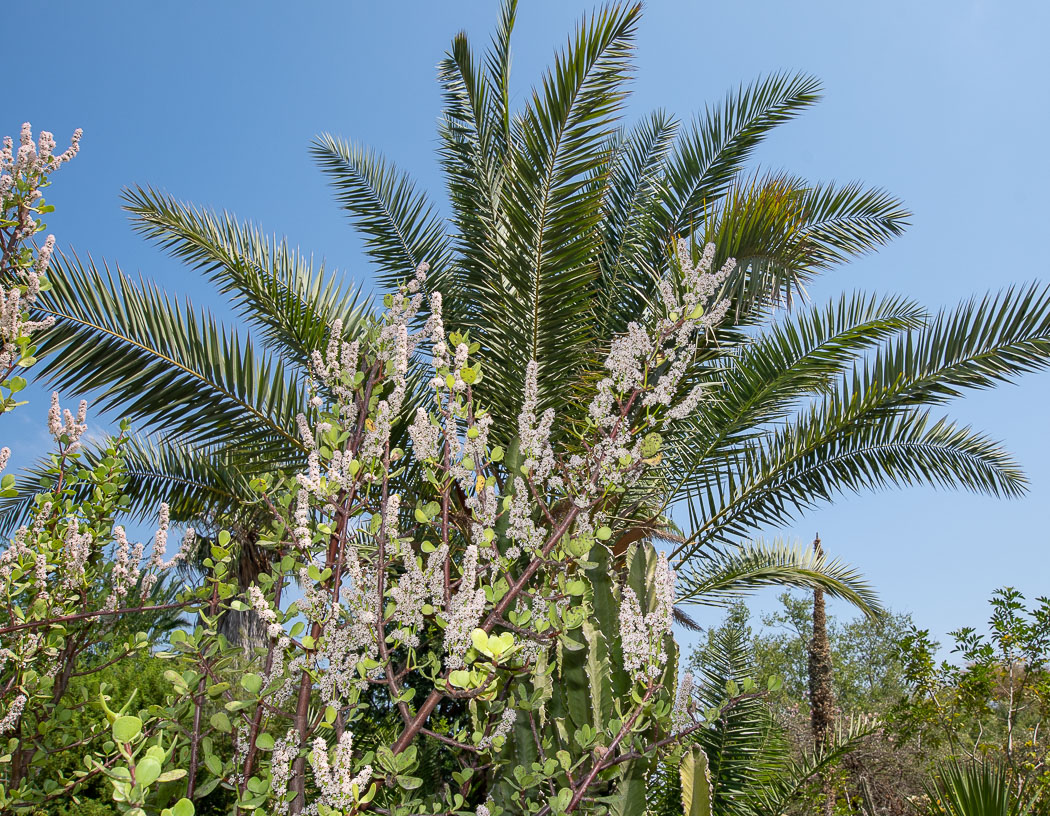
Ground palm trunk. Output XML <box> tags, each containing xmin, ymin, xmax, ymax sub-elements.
<box><xmin>808</xmin><ymin>534</ymin><xmax>835</xmax><ymax>816</ymax></box>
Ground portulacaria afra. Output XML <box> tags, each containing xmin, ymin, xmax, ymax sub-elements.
<box><xmin>1</xmin><ymin>241</ymin><xmax>735</xmax><ymax>815</ymax></box>
<box><xmin>184</xmin><ymin>244</ymin><xmax>736</xmax><ymax>815</ymax></box>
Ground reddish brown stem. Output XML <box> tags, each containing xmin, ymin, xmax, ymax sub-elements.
<box><xmin>187</xmin><ymin>579</ymin><xmax>221</xmax><ymax>800</ymax></box>
<box><xmin>0</xmin><ymin>601</ymin><xmax>191</xmax><ymax>637</ymax></box>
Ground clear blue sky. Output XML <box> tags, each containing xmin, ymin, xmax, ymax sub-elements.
<box><xmin>5</xmin><ymin>0</ymin><xmax>1049</xmax><ymax>649</ymax></box>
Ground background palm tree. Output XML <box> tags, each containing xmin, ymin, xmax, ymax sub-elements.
<box><xmin>646</xmin><ymin>612</ymin><xmax>873</xmax><ymax>816</ymax></box>
<box><xmin>6</xmin><ymin>0</ymin><xmax>1050</xmax><ymax>630</ymax></box>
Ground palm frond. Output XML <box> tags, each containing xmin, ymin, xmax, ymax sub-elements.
<box><xmin>653</xmin><ymin>292</ymin><xmax>925</xmax><ymax>517</ymax></box>
<box><xmin>666</xmin><ymin>285</ymin><xmax>1050</xmax><ymax>560</ymax></box>
<box><xmin>310</xmin><ymin>135</ymin><xmax>452</xmax><ymax>291</ymax></box>
<box><xmin>0</xmin><ymin>435</ymin><xmax>266</xmax><ymax>537</ymax></box>
<box><xmin>869</xmin><ymin>283</ymin><xmax>1050</xmax><ymax>408</ymax></box>
<box><xmin>676</xmin><ymin>538</ymin><xmax>881</xmax><ymax>616</ymax></box>
<box><xmin>701</xmin><ymin>174</ymin><xmax>910</xmax><ymax>320</ymax></box>
<box><xmin>122</xmin><ymin>186</ymin><xmax>372</xmax><ymax>366</ymax></box>
<box><xmin>483</xmin><ymin>0</ymin><xmax>517</xmax><ymax>157</ymax></box>
<box><xmin>677</xmin><ymin>406</ymin><xmax>1025</xmax><ymax>562</ymax></box>
<box><xmin>33</xmin><ymin>253</ymin><xmax>306</xmax><ymax>453</ymax></box>
<box><xmin>743</xmin><ymin>716</ymin><xmax>876</xmax><ymax>816</ymax></box>
<box><xmin>593</xmin><ymin>109</ymin><xmax>679</xmax><ymax>339</ymax></box>
<box><xmin>114</xmin><ymin>435</ymin><xmax>270</xmax><ymax>527</ymax></box>
<box><xmin>476</xmin><ymin>2</ymin><xmax>640</xmax><ymax>421</ymax></box>
<box><xmin>689</xmin><ymin>622</ymin><xmax>783</xmax><ymax>816</ymax></box>
<box><xmin>436</xmin><ymin>28</ymin><xmax>505</xmax><ymax>308</ymax></box>
<box><xmin>657</xmin><ymin>72</ymin><xmax>823</xmax><ymax>237</ymax></box>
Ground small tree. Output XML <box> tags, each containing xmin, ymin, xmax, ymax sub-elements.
<box><xmin>3</xmin><ymin>245</ymin><xmax>755</xmax><ymax>816</ymax></box>
<box><xmin>895</xmin><ymin>588</ymin><xmax>1050</xmax><ymax>807</ymax></box>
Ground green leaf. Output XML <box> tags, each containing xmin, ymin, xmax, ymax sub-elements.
<box><xmin>135</xmin><ymin>756</ymin><xmax>162</xmax><ymax>788</ymax></box>
<box><xmin>112</xmin><ymin>716</ymin><xmax>142</xmax><ymax>743</ymax></box>
<box><xmin>679</xmin><ymin>747</ymin><xmax>712</xmax><ymax>816</ymax></box>
<box><xmin>448</xmin><ymin>670</ymin><xmax>471</xmax><ymax>688</ymax></box>
<box><xmin>171</xmin><ymin>799</ymin><xmax>195</xmax><ymax>816</ymax></box>
<box><xmin>204</xmin><ymin>753</ymin><xmax>222</xmax><ymax>776</ymax></box>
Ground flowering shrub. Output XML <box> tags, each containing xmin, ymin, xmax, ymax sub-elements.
<box><xmin>0</xmin><ymin>402</ymin><xmax>190</xmax><ymax>813</ymax></box>
<box><xmin>0</xmin><ymin>122</ymin><xmax>81</xmax><ymax>415</ymax></box>
<box><xmin>1</xmin><ymin>242</ymin><xmax>735</xmax><ymax>815</ymax></box>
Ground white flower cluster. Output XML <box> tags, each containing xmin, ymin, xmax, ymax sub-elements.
<box><xmin>518</xmin><ymin>361</ymin><xmax>555</xmax><ymax>482</ymax></box>
<box><xmin>360</xmin><ymin>324</ymin><xmax>409</xmax><ymax>464</ymax></box>
<box><xmin>379</xmin><ymin>262</ymin><xmax>428</xmax><ymax>354</ymax></box>
<box><xmin>618</xmin><ymin>552</ymin><xmax>676</xmax><ymax>684</ymax></box>
<box><xmin>443</xmin><ymin>545</ymin><xmax>487</xmax><ymax>668</ymax></box>
<box><xmin>649</xmin><ymin>241</ymin><xmax>735</xmax><ymax>421</ymax></box>
<box><xmin>589</xmin><ymin>241</ymin><xmax>735</xmax><ymax>437</ymax></box>
<box><xmin>388</xmin><ymin>542</ymin><xmax>446</xmax><ymax>648</ymax></box>
<box><xmin>0</xmin><ymin>279</ymin><xmax>55</xmax><ymax>371</ymax></box>
<box><xmin>46</xmin><ymin>393</ymin><xmax>87</xmax><ymax>452</ymax></box>
<box><xmin>59</xmin><ymin>517</ymin><xmax>93</xmax><ymax>592</ymax></box>
<box><xmin>0</xmin><ymin>517</ymin><xmax>38</xmax><ymax>586</ymax></box>
<box><xmin>308</xmin><ymin>732</ymin><xmax>373</xmax><ymax>813</ymax></box>
<box><xmin>107</xmin><ymin>526</ymin><xmax>144</xmax><ymax>610</ymax></box>
<box><xmin>478</xmin><ymin>707</ymin><xmax>517</xmax><ymax>751</ymax></box>
<box><xmin>0</xmin><ymin>123</ymin><xmax>82</xmax><ymax>203</ymax></box>
<box><xmin>425</xmin><ymin>290</ymin><xmax>448</xmax><ymax>372</ymax></box>
<box><xmin>672</xmin><ymin>671</ymin><xmax>696</xmax><ymax>733</ymax></box>
<box><xmin>292</xmin><ymin>490</ymin><xmax>311</xmax><ymax>551</ymax></box>
<box><xmin>316</xmin><ymin>546</ymin><xmax>381</xmax><ymax>701</ymax></box>
<box><xmin>269</xmin><ymin>728</ymin><xmax>301</xmax><ymax>814</ymax></box>
<box><xmin>414</xmin><ymin>299</ymin><xmax>499</xmax><ymax>554</ymax></box>
<box><xmin>0</xmin><ymin>693</ymin><xmax>26</xmax><ymax>735</ymax></box>
<box><xmin>142</xmin><ymin>503</ymin><xmax>193</xmax><ymax>595</ymax></box>
<box><xmin>408</xmin><ymin>407</ymin><xmax>442</xmax><ymax>462</ymax></box>
<box><xmin>310</xmin><ymin>318</ymin><xmax>361</xmax><ymax>419</ymax></box>
<box><xmin>105</xmin><ymin>503</ymin><xmax>189</xmax><ymax>608</ymax></box>
<box><xmin>248</xmin><ymin>585</ymin><xmax>284</xmax><ymax>640</ymax></box>
<box><xmin>1</xmin><ymin>124</ymin><xmax>79</xmax><ymax>373</ymax></box>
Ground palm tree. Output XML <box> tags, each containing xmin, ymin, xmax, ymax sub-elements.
<box><xmin>8</xmin><ymin>0</ymin><xmax>1050</xmax><ymax>625</ymax></box>
<box><xmin>647</xmin><ymin>612</ymin><xmax>873</xmax><ymax>816</ymax></box>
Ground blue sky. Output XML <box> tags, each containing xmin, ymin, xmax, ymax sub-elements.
<box><xmin>5</xmin><ymin>0</ymin><xmax>1049</xmax><ymax>649</ymax></box>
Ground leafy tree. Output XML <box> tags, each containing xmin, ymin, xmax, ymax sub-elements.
<box><xmin>746</xmin><ymin>592</ymin><xmax>913</xmax><ymax>716</ymax></box>
<box><xmin>643</xmin><ymin>603</ymin><xmax>871</xmax><ymax>816</ymax></box>
<box><xmin>894</xmin><ymin>588</ymin><xmax>1050</xmax><ymax>807</ymax></box>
